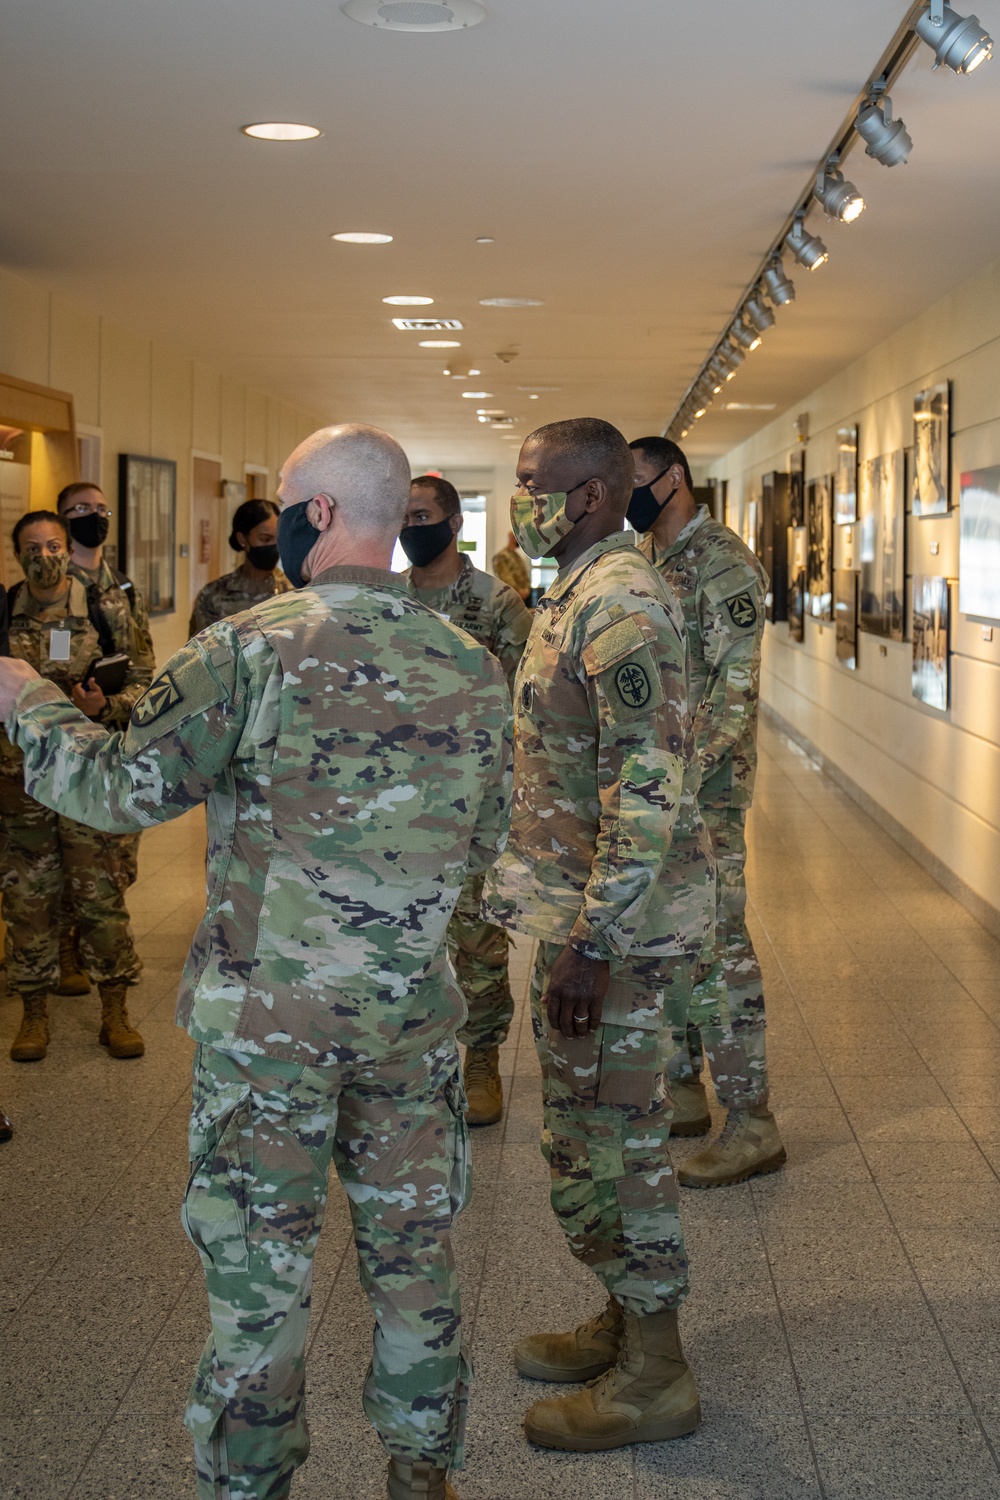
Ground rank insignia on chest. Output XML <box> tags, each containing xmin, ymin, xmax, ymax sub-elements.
<box><xmin>726</xmin><ymin>592</ymin><xmax>757</xmax><ymax>628</ymax></box>
<box><xmin>614</xmin><ymin>661</ymin><xmax>651</xmax><ymax>708</ymax></box>
<box><xmin>133</xmin><ymin>671</ymin><xmax>183</xmax><ymax>728</ymax></box>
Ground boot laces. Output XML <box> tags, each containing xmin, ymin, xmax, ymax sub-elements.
<box><xmin>717</xmin><ymin>1107</ymin><xmax>750</xmax><ymax>1149</ymax></box>
<box><xmin>465</xmin><ymin>1048</ymin><xmax>495</xmax><ymax>1085</ymax></box>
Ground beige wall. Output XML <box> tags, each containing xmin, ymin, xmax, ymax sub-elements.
<box><xmin>0</xmin><ymin>267</ymin><xmax>324</xmax><ymax>662</ymax></box>
<box><xmin>716</xmin><ymin>254</ymin><xmax>1000</xmax><ymax>920</ymax></box>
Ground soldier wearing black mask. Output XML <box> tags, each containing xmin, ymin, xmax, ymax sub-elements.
<box><xmin>188</xmin><ymin>497</ymin><xmax>291</xmax><ymax>636</ymax></box>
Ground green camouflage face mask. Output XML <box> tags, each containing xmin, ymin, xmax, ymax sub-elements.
<box><xmin>22</xmin><ymin>551</ymin><xmax>69</xmax><ymax>589</ymax></box>
<box><xmin>509</xmin><ymin>479</ymin><xmax>587</xmax><ymax>559</ymax></box>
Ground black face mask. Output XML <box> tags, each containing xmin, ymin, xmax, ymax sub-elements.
<box><xmin>277</xmin><ymin>503</ymin><xmax>322</xmax><ymax>588</ymax></box>
<box><xmin>626</xmin><ymin>467</ymin><xmax>678</xmax><ymax>533</ymax></box>
<box><xmin>68</xmin><ymin>512</ymin><xmax>110</xmax><ymax>549</ymax></box>
<box><xmin>399</xmin><ymin>517</ymin><xmax>456</xmax><ymax>569</ymax></box>
<box><xmin>246</xmin><ymin>543</ymin><xmax>280</xmax><ymax>572</ymax></box>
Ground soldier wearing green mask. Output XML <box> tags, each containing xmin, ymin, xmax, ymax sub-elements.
<box><xmin>0</xmin><ymin>509</ymin><xmax>146</xmax><ymax>1062</ymax></box>
<box><xmin>400</xmin><ymin>474</ymin><xmax>531</xmax><ymax>1126</ymax></box>
<box><xmin>485</xmin><ymin>418</ymin><xmax>715</xmax><ymax>1454</ymax></box>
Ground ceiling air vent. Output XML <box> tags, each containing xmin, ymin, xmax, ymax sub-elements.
<box><xmin>392</xmin><ymin>317</ymin><xmax>463</xmax><ymax>331</ymax></box>
<box><xmin>341</xmin><ymin>0</ymin><xmax>487</xmax><ymax>31</ymax></box>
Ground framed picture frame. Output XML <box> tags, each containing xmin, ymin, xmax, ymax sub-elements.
<box><xmin>118</xmin><ymin>454</ymin><xmax>177</xmax><ymax>615</ymax></box>
<box><xmin>788</xmin><ymin>448</ymin><xmax>805</xmax><ymax>527</ymax></box>
<box><xmin>858</xmin><ymin>449</ymin><xmax>905</xmax><ymax>640</ymax></box>
<box><xmin>788</xmin><ymin>525</ymin><xmax>807</xmax><ymax>641</ymax></box>
<box><xmin>834</xmin><ymin>569</ymin><xmax>858</xmax><ymax>670</ymax></box>
<box><xmin>959</xmin><ymin>464</ymin><xmax>1000</xmax><ymax>621</ymax></box>
<box><xmin>806</xmin><ymin>474</ymin><xmax>834</xmax><ymax>620</ymax></box>
<box><xmin>835</xmin><ymin>424</ymin><xmax>858</xmax><ymax>524</ymax></box>
<box><xmin>911</xmin><ymin>575</ymin><xmax>950</xmax><ymax>711</ymax></box>
<box><xmin>912</xmin><ymin>383</ymin><xmax>950</xmax><ymax>517</ymax></box>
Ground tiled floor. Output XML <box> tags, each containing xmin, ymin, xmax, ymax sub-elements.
<box><xmin>2</xmin><ymin>719</ymin><xmax>1000</xmax><ymax>1498</ymax></box>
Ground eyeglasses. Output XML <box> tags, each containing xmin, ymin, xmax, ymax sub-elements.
<box><xmin>62</xmin><ymin>502</ymin><xmax>112</xmax><ymax>518</ymax></box>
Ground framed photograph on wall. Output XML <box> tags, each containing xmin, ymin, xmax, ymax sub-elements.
<box><xmin>912</xmin><ymin>383</ymin><xmax>950</xmax><ymax>517</ymax></box>
<box><xmin>806</xmin><ymin>474</ymin><xmax>834</xmax><ymax>620</ymax></box>
<box><xmin>788</xmin><ymin>449</ymin><xmax>805</xmax><ymax>527</ymax></box>
<box><xmin>835</xmin><ymin>424</ymin><xmax>858</xmax><ymax>524</ymax></box>
<box><xmin>858</xmin><ymin>450</ymin><xmax>905</xmax><ymax>640</ymax></box>
<box><xmin>959</xmin><ymin>464</ymin><xmax>1000</xmax><ymax>621</ymax></box>
<box><xmin>911</xmin><ymin>575</ymin><xmax>950</xmax><ymax>711</ymax></box>
<box><xmin>834</xmin><ymin>570</ymin><xmax>858</xmax><ymax>670</ymax></box>
<box><xmin>118</xmin><ymin>454</ymin><xmax>176</xmax><ymax>615</ymax></box>
<box><xmin>788</xmin><ymin>525</ymin><xmax>807</xmax><ymax>641</ymax></box>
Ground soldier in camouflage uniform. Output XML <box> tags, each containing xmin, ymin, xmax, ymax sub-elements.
<box><xmin>1</xmin><ymin>511</ymin><xmax>147</xmax><ymax>1062</ymax></box>
<box><xmin>492</xmin><ymin>531</ymin><xmax>532</xmax><ymax>602</ymax></box>
<box><xmin>400</xmin><ymin>475</ymin><xmax>531</xmax><ymax>1126</ymax></box>
<box><xmin>188</xmin><ymin>498</ymin><xmax>291</xmax><ymax>636</ymax></box>
<box><xmin>484</xmin><ymin>419</ymin><xmax>714</xmax><ymax>1454</ymax></box>
<box><xmin>55</xmin><ymin>481</ymin><xmax>158</xmax><ymax>988</ymax></box>
<box><xmin>0</xmin><ymin>426</ymin><xmax>511</xmax><ymax>1500</ymax></box>
<box><xmin>629</xmin><ymin>437</ymin><xmax>785</xmax><ymax>1188</ymax></box>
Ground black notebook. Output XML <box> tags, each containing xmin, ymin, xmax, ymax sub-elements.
<box><xmin>88</xmin><ymin>653</ymin><xmax>129</xmax><ymax>696</ymax></box>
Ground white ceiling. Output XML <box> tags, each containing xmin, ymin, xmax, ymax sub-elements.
<box><xmin>2</xmin><ymin>0</ymin><xmax>999</xmax><ymax>471</ymax></box>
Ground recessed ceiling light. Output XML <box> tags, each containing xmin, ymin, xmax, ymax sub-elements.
<box><xmin>332</xmin><ymin>231</ymin><xmax>393</xmax><ymax>244</ymax></box>
<box><xmin>723</xmin><ymin>402</ymin><xmax>777</xmax><ymax>411</ymax></box>
<box><xmin>476</xmin><ymin>237</ymin><xmax>495</xmax><ymax>244</ymax></box>
<box><xmin>529</xmin><ymin>394</ymin><xmax>539</xmax><ymax>399</ymax></box>
<box><xmin>420</xmin><ymin>339</ymin><xmax>460</xmax><ymax>348</ymax></box>
<box><xmin>242</xmin><ymin>122</ymin><xmax>323</xmax><ymax>141</ymax></box>
<box><xmin>517</xmin><ymin>385</ymin><xmax>560</xmax><ymax>392</ymax></box>
<box><xmin>341</xmin><ymin>0</ymin><xmax>487</xmax><ymax>33</ymax></box>
<box><xmin>468</xmin><ymin>368</ymin><xmax>482</xmax><ymax>375</ymax></box>
<box><xmin>479</xmin><ymin>298</ymin><xmax>544</xmax><ymax>308</ymax></box>
<box><xmin>383</xmin><ymin>295</ymin><xmax>433</xmax><ymax>305</ymax></box>
<box><xmin>476</xmin><ymin>409</ymin><xmax>504</xmax><ymax>416</ymax></box>
<box><xmin>462</xmin><ymin>391</ymin><xmax>493</xmax><ymax>398</ymax></box>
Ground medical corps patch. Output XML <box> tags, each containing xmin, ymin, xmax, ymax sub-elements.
<box><xmin>132</xmin><ymin>671</ymin><xmax>184</xmax><ymax>728</ymax></box>
<box><xmin>615</xmin><ymin>660</ymin><xmax>652</xmax><ymax>708</ymax></box>
<box><xmin>726</xmin><ymin>591</ymin><xmax>758</xmax><ymax>628</ymax></box>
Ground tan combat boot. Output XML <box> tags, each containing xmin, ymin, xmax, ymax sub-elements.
<box><xmin>523</xmin><ymin>1306</ymin><xmax>700</xmax><ymax>1451</ymax></box>
<box><xmin>56</xmin><ymin>927</ymin><xmax>92</xmax><ymax>996</ymax></box>
<box><xmin>678</xmin><ymin>1104</ymin><xmax>786</xmax><ymax>1188</ymax></box>
<box><xmin>669</xmin><ymin>1079</ymin><xmax>712</xmax><ymax>1137</ymax></box>
<box><xmin>98</xmin><ymin>984</ymin><xmax>145</xmax><ymax>1059</ymax></box>
<box><xmin>386</xmin><ymin>1458</ymin><xmax>459</xmax><ymax>1499</ymax></box>
<box><xmin>516</xmin><ymin>1296</ymin><xmax>623</xmax><ymax>1382</ymax></box>
<box><xmin>463</xmin><ymin>1044</ymin><xmax>503</xmax><ymax>1126</ymax></box>
<box><xmin>11</xmin><ymin>992</ymin><xmax>50</xmax><ymax>1062</ymax></box>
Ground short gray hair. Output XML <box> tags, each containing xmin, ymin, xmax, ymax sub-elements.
<box><xmin>281</xmin><ymin>424</ymin><xmax>411</xmax><ymax>536</ymax></box>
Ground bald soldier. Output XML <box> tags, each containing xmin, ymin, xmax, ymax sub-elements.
<box><xmin>0</xmin><ymin>424</ymin><xmax>512</xmax><ymax>1500</ymax></box>
<box><xmin>485</xmin><ymin>418</ymin><xmax>715</xmax><ymax>1452</ymax></box>
<box><xmin>628</xmin><ymin>437</ymin><xmax>785</xmax><ymax>1187</ymax></box>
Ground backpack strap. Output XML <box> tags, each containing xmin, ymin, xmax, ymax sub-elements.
<box><xmin>85</xmin><ymin>582</ymin><xmax>119</xmax><ymax>660</ymax></box>
<box><xmin>110</xmin><ymin>567</ymin><xmax>138</xmax><ymax>617</ymax></box>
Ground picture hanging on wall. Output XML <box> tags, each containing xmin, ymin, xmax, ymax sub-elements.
<box><xmin>959</xmin><ymin>464</ymin><xmax>1000</xmax><ymax>621</ymax></box>
<box><xmin>788</xmin><ymin>525</ymin><xmax>806</xmax><ymax>641</ymax></box>
<box><xmin>788</xmin><ymin>449</ymin><xmax>805</xmax><ymax>527</ymax></box>
<box><xmin>834</xmin><ymin>569</ymin><xmax>858</xmax><ymax>669</ymax></box>
<box><xmin>806</xmin><ymin>474</ymin><xmax>834</xmax><ymax>620</ymax></box>
<box><xmin>912</xmin><ymin>383</ymin><xmax>950</xmax><ymax>517</ymax></box>
<box><xmin>835</xmin><ymin>424</ymin><xmax>858</xmax><ymax>524</ymax></box>
<box><xmin>911</xmin><ymin>575</ymin><xmax>950</xmax><ymax>711</ymax></box>
<box><xmin>858</xmin><ymin>449</ymin><xmax>905</xmax><ymax>640</ymax></box>
<box><xmin>118</xmin><ymin>454</ymin><xmax>176</xmax><ymax>616</ymax></box>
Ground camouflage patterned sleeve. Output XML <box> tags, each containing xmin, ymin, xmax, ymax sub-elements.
<box><xmin>466</xmin><ymin>687</ymin><xmax>513</xmax><ymax>876</ymax></box>
<box><xmin>127</xmin><ymin>582</ymin><xmax>157</xmax><ymax>674</ymax></box>
<box><xmin>101</xmin><ymin>612</ymin><xmax>155</xmax><ymax>730</ymax></box>
<box><xmin>696</xmin><ymin>563</ymin><xmax>765</xmax><ymax>785</ymax></box>
<box><xmin>490</xmin><ymin>585</ymin><xmax>533</xmax><ymax>692</ymax></box>
<box><xmin>8</xmin><ymin>627</ymin><xmax>247</xmax><ymax>834</ymax></box>
<box><xmin>569</xmin><ymin>605</ymin><xmax>688</xmax><ymax>961</ymax></box>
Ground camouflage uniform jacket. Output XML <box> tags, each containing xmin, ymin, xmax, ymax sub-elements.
<box><xmin>68</xmin><ymin>555</ymin><xmax>157</xmax><ymax>685</ymax></box>
<box><xmin>492</xmin><ymin>545</ymin><xmax>531</xmax><ymax>600</ymax></box>
<box><xmin>484</xmin><ymin>532</ymin><xmax>711</xmax><ymax>963</ymax></box>
<box><xmin>0</xmin><ymin>574</ymin><xmax>152</xmax><ymax>776</ymax></box>
<box><xmin>10</xmin><ymin>567</ymin><xmax>512</xmax><ymax>1064</ymax></box>
<box><xmin>405</xmin><ymin>556</ymin><xmax>531</xmax><ymax>690</ymax></box>
<box><xmin>188</xmin><ymin>562</ymin><xmax>292</xmax><ymax>636</ymax></box>
<box><xmin>639</xmin><ymin>506</ymin><xmax>767</xmax><ymax>809</ymax></box>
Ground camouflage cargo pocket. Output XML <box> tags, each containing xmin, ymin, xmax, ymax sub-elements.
<box><xmin>443</xmin><ymin>1071</ymin><xmax>472</xmax><ymax>1220</ymax></box>
<box><xmin>181</xmin><ymin>1088</ymin><xmax>253</xmax><ymax>1276</ymax></box>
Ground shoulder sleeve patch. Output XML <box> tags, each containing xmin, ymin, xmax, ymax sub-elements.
<box><xmin>126</xmin><ymin>639</ymin><xmax>235</xmax><ymax>749</ymax></box>
<box><xmin>724</xmin><ymin>592</ymin><xmax>759</xmax><ymax>629</ymax></box>
<box><xmin>132</xmin><ymin>670</ymin><xmax>183</xmax><ymax>728</ymax></box>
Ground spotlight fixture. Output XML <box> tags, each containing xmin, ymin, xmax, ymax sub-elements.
<box><xmin>855</xmin><ymin>94</ymin><xmax>912</xmax><ymax>167</ymax></box>
<box><xmin>731</xmin><ymin>320</ymin><xmax>762</xmax><ymax>353</ymax></box>
<box><xmin>707</xmin><ymin>356</ymin><xmax>729</xmax><ymax>392</ymax></box>
<box><xmin>814</xmin><ymin>167</ymin><xmax>865</xmax><ymax>223</ymax></box>
<box><xmin>914</xmin><ymin>1</ymin><xmax>993</xmax><ymax>73</ymax></box>
<box><xmin>786</xmin><ymin>218</ymin><xmax>829</xmax><ymax>271</ymax></box>
<box><xmin>744</xmin><ymin>293</ymin><xmax>776</xmax><ymax>335</ymax></box>
<box><xmin>722</xmin><ymin>342</ymin><xmax>745</xmax><ymax>374</ymax></box>
<box><xmin>762</xmin><ymin>257</ymin><xmax>795</xmax><ymax>306</ymax></box>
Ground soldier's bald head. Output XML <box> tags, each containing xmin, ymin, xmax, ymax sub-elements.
<box><xmin>521</xmin><ymin>419</ymin><xmax>634</xmax><ymax>515</ymax></box>
<box><xmin>281</xmin><ymin>424</ymin><xmax>411</xmax><ymax>537</ymax></box>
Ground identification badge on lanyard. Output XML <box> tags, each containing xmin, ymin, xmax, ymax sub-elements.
<box><xmin>48</xmin><ymin>630</ymin><xmax>72</xmax><ymax>662</ymax></box>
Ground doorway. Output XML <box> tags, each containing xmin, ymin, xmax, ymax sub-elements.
<box><xmin>191</xmin><ymin>455</ymin><xmax>223</xmax><ymax>607</ymax></box>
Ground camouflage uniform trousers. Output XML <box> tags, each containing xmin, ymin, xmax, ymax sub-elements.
<box><xmin>449</xmin><ymin>869</ymin><xmax>514</xmax><ymax>1051</ymax></box>
<box><xmin>182</xmin><ymin>1037</ymin><xmax>472</xmax><ymax>1500</ymax></box>
<box><xmin>530</xmin><ymin>940</ymin><xmax>699</xmax><ymax>1317</ymax></box>
<box><xmin>0</xmin><ymin>772</ymin><xmax>141</xmax><ymax>996</ymax></box>
<box><xmin>669</xmin><ymin>805</ymin><xmax>769</xmax><ymax>1109</ymax></box>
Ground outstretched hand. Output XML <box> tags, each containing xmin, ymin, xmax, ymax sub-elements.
<box><xmin>545</xmin><ymin>943</ymin><xmax>611</xmax><ymax>1039</ymax></box>
<box><xmin>0</xmin><ymin>658</ymin><xmax>41</xmax><ymax>721</ymax></box>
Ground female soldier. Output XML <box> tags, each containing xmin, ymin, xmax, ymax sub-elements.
<box><xmin>188</xmin><ymin>498</ymin><xmax>290</xmax><ymax>635</ymax></box>
<box><xmin>0</xmin><ymin>511</ymin><xmax>145</xmax><ymax>1062</ymax></box>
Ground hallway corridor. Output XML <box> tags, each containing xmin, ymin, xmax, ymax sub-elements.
<box><xmin>1</xmin><ymin>719</ymin><xmax>999</xmax><ymax>1500</ymax></box>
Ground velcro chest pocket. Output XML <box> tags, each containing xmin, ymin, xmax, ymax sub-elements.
<box><xmin>581</xmin><ymin>612</ymin><xmax>665</xmax><ymax>725</ymax></box>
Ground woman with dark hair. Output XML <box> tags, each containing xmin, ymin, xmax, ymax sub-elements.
<box><xmin>188</xmin><ymin>498</ymin><xmax>290</xmax><ymax>635</ymax></box>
